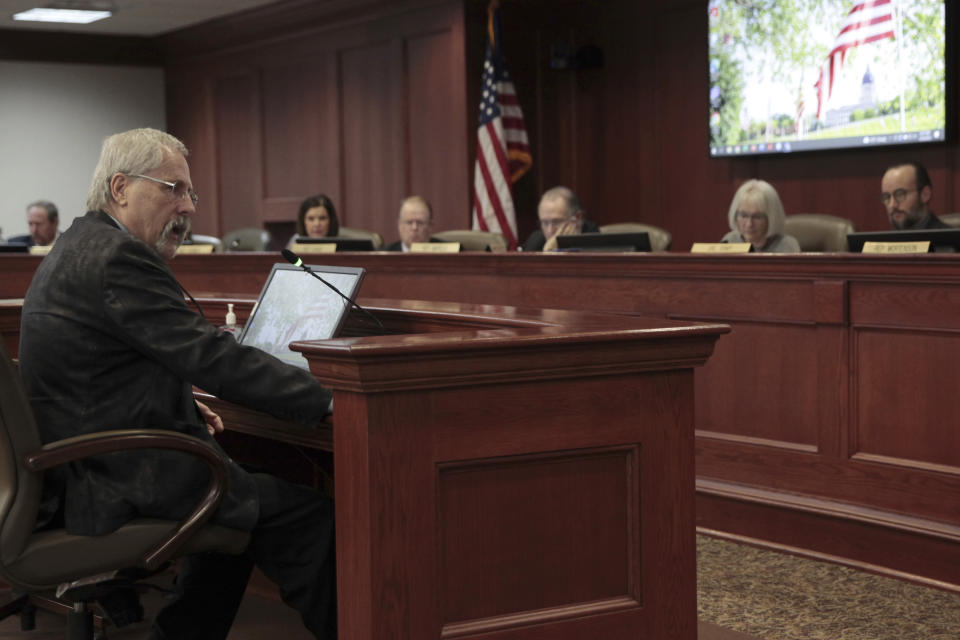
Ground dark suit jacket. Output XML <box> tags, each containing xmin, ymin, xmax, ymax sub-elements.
<box><xmin>19</xmin><ymin>211</ymin><xmax>331</xmax><ymax>536</ymax></box>
<box><xmin>5</xmin><ymin>233</ymin><xmax>34</xmax><ymax>247</ymax></box>
<box><xmin>6</xmin><ymin>232</ymin><xmax>61</xmax><ymax>248</ymax></box>
<box><xmin>915</xmin><ymin>213</ymin><xmax>951</xmax><ymax>229</ymax></box>
<box><xmin>522</xmin><ymin>220</ymin><xmax>600</xmax><ymax>251</ymax></box>
<box><xmin>384</xmin><ymin>237</ymin><xmax>441</xmax><ymax>251</ymax></box>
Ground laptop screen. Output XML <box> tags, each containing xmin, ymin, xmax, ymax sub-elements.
<box><xmin>556</xmin><ymin>231</ymin><xmax>651</xmax><ymax>252</ymax></box>
<box><xmin>238</xmin><ymin>263</ymin><xmax>365</xmax><ymax>368</ymax></box>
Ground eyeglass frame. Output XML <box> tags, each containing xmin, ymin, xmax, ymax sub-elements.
<box><xmin>539</xmin><ymin>215</ymin><xmax>579</xmax><ymax>229</ymax></box>
<box><xmin>400</xmin><ymin>218</ymin><xmax>431</xmax><ymax>228</ymax></box>
<box><xmin>735</xmin><ymin>211</ymin><xmax>768</xmax><ymax>222</ymax></box>
<box><xmin>880</xmin><ymin>188</ymin><xmax>917</xmax><ymax>206</ymax></box>
<box><xmin>127</xmin><ymin>173</ymin><xmax>199</xmax><ymax>206</ymax></box>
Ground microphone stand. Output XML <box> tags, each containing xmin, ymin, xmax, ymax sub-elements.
<box><xmin>280</xmin><ymin>249</ymin><xmax>384</xmax><ymax>334</ymax></box>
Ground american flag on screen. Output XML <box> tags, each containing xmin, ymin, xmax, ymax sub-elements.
<box><xmin>815</xmin><ymin>0</ymin><xmax>895</xmax><ymax>118</ymax></box>
<box><xmin>471</xmin><ymin>0</ymin><xmax>531</xmax><ymax>250</ymax></box>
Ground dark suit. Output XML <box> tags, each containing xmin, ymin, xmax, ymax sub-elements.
<box><xmin>914</xmin><ymin>213</ymin><xmax>951</xmax><ymax>229</ymax></box>
<box><xmin>6</xmin><ymin>232</ymin><xmax>60</xmax><ymax>248</ymax></box>
<box><xmin>5</xmin><ymin>233</ymin><xmax>34</xmax><ymax>247</ymax></box>
<box><xmin>522</xmin><ymin>219</ymin><xmax>600</xmax><ymax>251</ymax></box>
<box><xmin>19</xmin><ymin>211</ymin><xmax>335</xmax><ymax>638</ymax></box>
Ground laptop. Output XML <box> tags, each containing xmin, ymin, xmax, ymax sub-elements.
<box><xmin>238</xmin><ymin>263</ymin><xmax>365</xmax><ymax>369</ymax></box>
<box><xmin>293</xmin><ymin>237</ymin><xmax>376</xmax><ymax>251</ymax></box>
<box><xmin>847</xmin><ymin>228</ymin><xmax>960</xmax><ymax>253</ymax></box>
<box><xmin>556</xmin><ymin>231</ymin><xmax>651</xmax><ymax>252</ymax></box>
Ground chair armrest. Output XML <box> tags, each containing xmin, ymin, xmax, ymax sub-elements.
<box><xmin>24</xmin><ymin>429</ymin><xmax>232</xmax><ymax>570</ymax></box>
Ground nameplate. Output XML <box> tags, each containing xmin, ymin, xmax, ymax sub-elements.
<box><xmin>690</xmin><ymin>242</ymin><xmax>751</xmax><ymax>254</ymax></box>
<box><xmin>861</xmin><ymin>241</ymin><xmax>930</xmax><ymax>254</ymax></box>
<box><xmin>411</xmin><ymin>242</ymin><xmax>460</xmax><ymax>253</ymax></box>
<box><xmin>292</xmin><ymin>241</ymin><xmax>337</xmax><ymax>254</ymax></box>
<box><xmin>176</xmin><ymin>244</ymin><xmax>215</xmax><ymax>255</ymax></box>
<box><xmin>28</xmin><ymin>245</ymin><xmax>53</xmax><ymax>256</ymax></box>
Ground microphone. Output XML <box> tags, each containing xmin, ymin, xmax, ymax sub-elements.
<box><xmin>280</xmin><ymin>248</ymin><xmax>384</xmax><ymax>334</ymax></box>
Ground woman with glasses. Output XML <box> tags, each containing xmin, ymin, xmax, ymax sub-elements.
<box><xmin>721</xmin><ymin>179</ymin><xmax>800</xmax><ymax>253</ymax></box>
<box><xmin>288</xmin><ymin>194</ymin><xmax>340</xmax><ymax>248</ymax></box>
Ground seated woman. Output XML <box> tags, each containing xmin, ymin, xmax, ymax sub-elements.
<box><xmin>287</xmin><ymin>194</ymin><xmax>340</xmax><ymax>248</ymax></box>
<box><xmin>721</xmin><ymin>179</ymin><xmax>800</xmax><ymax>253</ymax></box>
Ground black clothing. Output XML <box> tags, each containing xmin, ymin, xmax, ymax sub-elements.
<box><xmin>522</xmin><ymin>219</ymin><xmax>600</xmax><ymax>251</ymax></box>
<box><xmin>5</xmin><ymin>233</ymin><xmax>35</xmax><ymax>247</ymax></box>
<box><xmin>151</xmin><ymin>475</ymin><xmax>336</xmax><ymax>639</ymax></box>
<box><xmin>913</xmin><ymin>213</ymin><xmax>951</xmax><ymax>229</ymax></box>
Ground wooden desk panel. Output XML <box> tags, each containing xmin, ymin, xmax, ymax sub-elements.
<box><xmin>7</xmin><ymin>251</ymin><xmax>960</xmax><ymax>588</ymax></box>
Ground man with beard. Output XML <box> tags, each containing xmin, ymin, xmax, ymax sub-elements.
<box><xmin>880</xmin><ymin>162</ymin><xmax>949</xmax><ymax>230</ymax></box>
<box><xmin>18</xmin><ymin>128</ymin><xmax>336</xmax><ymax>639</ymax></box>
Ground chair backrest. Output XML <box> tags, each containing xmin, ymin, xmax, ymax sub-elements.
<box><xmin>783</xmin><ymin>214</ymin><xmax>856</xmax><ymax>252</ymax></box>
<box><xmin>432</xmin><ymin>230</ymin><xmax>509</xmax><ymax>252</ymax></box>
<box><xmin>338</xmin><ymin>226</ymin><xmax>384</xmax><ymax>249</ymax></box>
<box><xmin>0</xmin><ymin>341</ymin><xmax>45</xmax><ymax>570</ymax></box>
<box><xmin>187</xmin><ymin>234</ymin><xmax>223</xmax><ymax>252</ymax></box>
<box><xmin>598</xmin><ymin>223</ymin><xmax>672</xmax><ymax>251</ymax></box>
<box><xmin>938</xmin><ymin>213</ymin><xmax>960</xmax><ymax>228</ymax></box>
<box><xmin>222</xmin><ymin>228</ymin><xmax>271</xmax><ymax>252</ymax></box>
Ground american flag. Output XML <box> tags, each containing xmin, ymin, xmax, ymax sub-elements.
<box><xmin>815</xmin><ymin>0</ymin><xmax>895</xmax><ymax>118</ymax></box>
<box><xmin>471</xmin><ymin>0</ymin><xmax>531</xmax><ymax>250</ymax></box>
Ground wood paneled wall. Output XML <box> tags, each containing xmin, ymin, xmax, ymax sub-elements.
<box><xmin>161</xmin><ymin>0</ymin><xmax>960</xmax><ymax>250</ymax></box>
<box><xmin>163</xmin><ymin>0</ymin><xmax>468</xmax><ymax>243</ymax></box>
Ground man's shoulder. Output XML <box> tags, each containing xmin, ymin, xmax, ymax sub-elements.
<box><xmin>384</xmin><ymin>240</ymin><xmax>403</xmax><ymax>251</ymax></box>
<box><xmin>924</xmin><ymin>213</ymin><xmax>952</xmax><ymax>229</ymax></box>
<box><xmin>5</xmin><ymin>233</ymin><xmax>33</xmax><ymax>246</ymax></box>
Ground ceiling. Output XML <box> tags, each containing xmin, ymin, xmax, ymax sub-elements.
<box><xmin>0</xmin><ymin>0</ymin><xmax>285</xmax><ymax>36</ymax></box>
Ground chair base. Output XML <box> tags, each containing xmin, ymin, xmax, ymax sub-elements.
<box><xmin>0</xmin><ymin>591</ymin><xmax>37</xmax><ymax>630</ymax></box>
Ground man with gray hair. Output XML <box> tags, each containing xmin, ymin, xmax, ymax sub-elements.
<box><xmin>522</xmin><ymin>186</ymin><xmax>598</xmax><ymax>251</ymax></box>
<box><xmin>385</xmin><ymin>195</ymin><xmax>439</xmax><ymax>251</ymax></box>
<box><xmin>8</xmin><ymin>199</ymin><xmax>60</xmax><ymax>247</ymax></box>
<box><xmin>19</xmin><ymin>128</ymin><xmax>336</xmax><ymax>639</ymax></box>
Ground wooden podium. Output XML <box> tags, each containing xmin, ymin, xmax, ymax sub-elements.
<box><xmin>214</xmin><ymin>299</ymin><xmax>727</xmax><ymax>640</ymax></box>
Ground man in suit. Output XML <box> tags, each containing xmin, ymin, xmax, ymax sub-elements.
<box><xmin>522</xmin><ymin>186</ymin><xmax>599</xmax><ymax>251</ymax></box>
<box><xmin>385</xmin><ymin>195</ymin><xmax>437</xmax><ymax>251</ymax></box>
<box><xmin>881</xmin><ymin>162</ymin><xmax>950</xmax><ymax>230</ymax></box>
<box><xmin>7</xmin><ymin>199</ymin><xmax>60</xmax><ymax>247</ymax></box>
<box><xmin>18</xmin><ymin>128</ymin><xmax>336</xmax><ymax>640</ymax></box>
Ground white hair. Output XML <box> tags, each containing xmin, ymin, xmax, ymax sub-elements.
<box><xmin>86</xmin><ymin>128</ymin><xmax>188</xmax><ymax>212</ymax></box>
<box><xmin>727</xmin><ymin>179</ymin><xmax>786</xmax><ymax>238</ymax></box>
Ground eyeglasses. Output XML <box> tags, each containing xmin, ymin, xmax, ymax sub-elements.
<box><xmin>540</xmin><ymin>217</ymin><xmax>573</xmax><ymax>229</ymax></box>
<box><xmin>880</xmin><ymin>188</ymin><xmax>916</xmax><ymax>205</ymax></box>
<box><xmin>736</xmin><ymin>212</ymin><xmax>767</xmax><ymax>222</ymax></box>
<box><xmin>129</xmin><ymin>174</ymin><xmax>199</xmax><ymax>206</ymax></box>
<box><xmin>401</xmin><ymin>219</ymin><xmax>431</xmax><ymax>228</ymax></box>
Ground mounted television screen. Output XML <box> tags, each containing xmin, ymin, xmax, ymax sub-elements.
<box><xmin>708</xmin><ymin>0</ymin><xmax>947</xmax><ymax>157</ymax></box>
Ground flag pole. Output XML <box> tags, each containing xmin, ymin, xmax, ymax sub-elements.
<box><xmin>895</xmin><ymin>0</ymin><xmax>905</xmax><ymax>131</ymax></box>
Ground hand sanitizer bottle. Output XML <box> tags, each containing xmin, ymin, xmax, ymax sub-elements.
<box><xmin>220</xmin><ymin>303</ymin><xmax>238</xmax><ymax>337</ymax></box>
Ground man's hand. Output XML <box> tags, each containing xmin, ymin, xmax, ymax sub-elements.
<box><xmin>543</xmin><ymin>220</ymin><xmax>581</xmax><ymax>252</ymax></box>
<box><xmin>195</xmin><ymin>400</ymin><xmax>224</xmax><ymax>436</ymax></box>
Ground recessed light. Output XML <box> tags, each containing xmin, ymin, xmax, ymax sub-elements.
<box><xmin>13</xmin><ymin>8</ymin><xmax>112</xmax><ymax>24</ymax></box>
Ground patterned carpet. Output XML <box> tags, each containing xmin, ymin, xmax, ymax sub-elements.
<box><xmin>697</xmin><ymin>535</ymin><xmax>960</xmax><ymax>640</ymax></box>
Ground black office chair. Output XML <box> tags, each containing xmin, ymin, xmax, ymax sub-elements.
<box><xmin>0</xmin><ymin>341</ymin><xmax>250</xmax><ymax>639</ymax></box>
<box><xmin>222</xmin><ymin>227</ymin><xmax>271</xmax><ymax>251</ymax></box>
